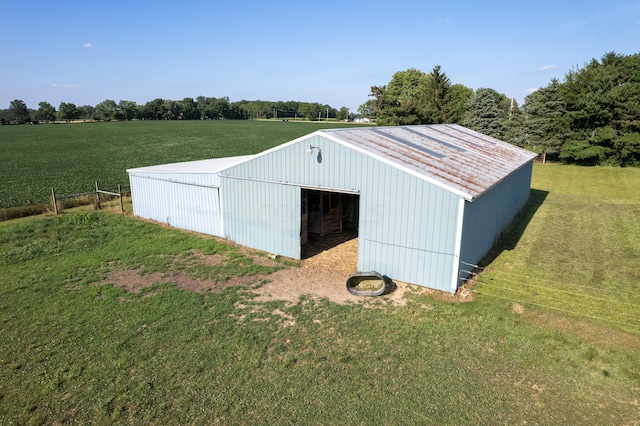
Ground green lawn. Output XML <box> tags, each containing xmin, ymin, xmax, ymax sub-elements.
<box><xmin>477</xmin><ymin>164</ymin><xmax>640</xmax><ymax>336</ymax></box>
<box><xmin>0</xmin><ymin>120</ymin><xmax>360</xmax><ymax>209</ymax></box>
<box><xmin>0</xmin><ymin>164</ymin><xmax>639</xmax><ymax>424</ymax></box>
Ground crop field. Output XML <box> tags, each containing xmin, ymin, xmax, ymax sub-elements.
<box><xmin>0</xmin><ymin>120</ymin><xmax>360</xmax><ymax>209</ymax></box>
<box><xmin>1</xmin><ymin>160</ymin><xmax>639</xmax><ymax>424</ymax></box>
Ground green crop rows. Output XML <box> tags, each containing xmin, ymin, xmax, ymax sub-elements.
<box><xmin>0</xmin><ymin>120</ymin><xmax>358</xmax><ymax>209</ymax></box>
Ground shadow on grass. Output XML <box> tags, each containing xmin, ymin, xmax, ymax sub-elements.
<box><xmin>478</xmin><ymin>188</ymin><xmax>549</xmax><ymax>267</ymax></box>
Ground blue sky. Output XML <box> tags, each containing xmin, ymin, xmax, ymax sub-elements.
<box><xmin>1</xmin><ymin>0</ymin><xmax>639</xmax><ymax>112</ymax></box>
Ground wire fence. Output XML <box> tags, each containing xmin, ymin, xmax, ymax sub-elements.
<box><xmin>50</xmin><ymin>182</ymin><xmax>130</xmax><ymax>214</ymax></box>
<box><xmin>460</xmin><ymin>260</ymin><xmax>640</xmax><ymax>334</ymax></box>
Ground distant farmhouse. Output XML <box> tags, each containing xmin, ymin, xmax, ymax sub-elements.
<box><xmin>128</xmin><ymin>124</ymin><xmax>536</xmax><ymax>293</ymax></box>
<box><xmin>352</xmin><ymin>115</ymin><xmax>374</xmax><ymax>123</ymax></box>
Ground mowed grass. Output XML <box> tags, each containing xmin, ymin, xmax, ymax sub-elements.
<box><xmin>476</xmin><ymin>164</ymin><xmax>640</xmax><ymax>336</ymax></box>
<box><xmin>0</xmin><ymin>120</ymin><xmax>359</xmax><ymax>209</ymax></box>
<box><xmin>0</xmin><ymin>165</ymin><xmax>639</xmax><ymax>424</ymax></box>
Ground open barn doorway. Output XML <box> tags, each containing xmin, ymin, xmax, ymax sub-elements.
<box><xmin>301</xmin><ymin>189</ymin><xmax>359</xmax><ymax>259</ymax></box>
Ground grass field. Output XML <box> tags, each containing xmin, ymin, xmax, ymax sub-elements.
<box><xmin>0</xmin><ymin>120</ymin><xmax>361</xmax><ymax>209</ymax></box>
<box><xmin>1</xmin><ymin>163</ymin><xmax>639</xmax><ymax>424</ymax></box>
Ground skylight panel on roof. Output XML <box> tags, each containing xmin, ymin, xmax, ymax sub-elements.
<box><xmin>442</xmin><ymin>124</ymin><xmax>497</xmax><ymax>145</ymax></box>
<box><xmin>403</xmin><ymin>127</ymin><xmax>466</xmax><ymax>152</ymax></box>
<box><xmin>369</xmin><ymin>128</ymin><xmax>446</xmax><ymax>159</ymax></box>
<box><xmin>428</xmin><ymin>126</ymin><xmax>482</xmax><ymax>148</ymax></box>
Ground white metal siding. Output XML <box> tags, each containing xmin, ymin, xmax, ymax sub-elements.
<box><xmin>129</xmin><ymin>173</ymin><xmax>223</xmax><ymax>236</ymax></box>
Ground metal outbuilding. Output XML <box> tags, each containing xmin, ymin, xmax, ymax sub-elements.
<box><xmin>128</xmin><ymin>124</ymin><xmax>537</xmax><ymax>293</ymax></box>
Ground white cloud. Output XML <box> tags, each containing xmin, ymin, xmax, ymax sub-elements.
<box><xmin>83</xmin><ymin>43</ymin><xmax>93</xmax><ymax>48</ymax></box>
<box><xmin>526</xmin><ymin>88</ymin><xmax>539</xmax><ymax>94</ymax></box>
<box><xmin>538</xmin><ymin>65</ymin><xmax>558</xmax><ymax>71</ymax></box>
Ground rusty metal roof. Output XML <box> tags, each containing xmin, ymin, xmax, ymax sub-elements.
<box><xmin>320</xmin><ymin>124</ymin><xmax>537</xmax><ymax>200</ymax></box>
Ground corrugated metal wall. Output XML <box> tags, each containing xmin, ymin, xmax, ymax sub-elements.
<box><xmin>222</xmin><ymin>178</ymin><xmax>301</xmax><ymax>258</ymax></box>
<box><xmin>129</xmin><ymin>130</ymin><xmax>533</xmax><ymax>293</ymax></box>
<box><xmin>458</xmin><ymin>161</ymin><xmax>534</xmax><ymax>282</ymax></box>
<box><xmin>222</xmin><ymin>135</ymin><xmax>462</xmax><ymax>292</ymax></box>
<box><xmin>357</xmin><ymin>169</ymin><xmax>461</xmax><ymax>293</ymax></box>
<box><xmin>129</xmin><ymin>172</ymin><xmax>223</xmax><ymax>236</ymax></box>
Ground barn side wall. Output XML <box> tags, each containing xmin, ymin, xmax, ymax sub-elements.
<box><xmin>128</xmin><ymin>172</ymin><xmax>223</xmax><ymax>236</ymax></box>
<box><xmin>458</xmin><ymin>161</ymin><xmax>534</xmax><ymax>284</ymax></box>
<box><xmin>221</xmin><ymin>135</ymin><xmax>462</xmax><ymax>292</ymax></box>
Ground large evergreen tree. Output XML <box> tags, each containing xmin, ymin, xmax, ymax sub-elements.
<box><xmin>423</xmin><ymin>65</ymin><xmax>451</xmax><ymax>123</ymax></box>
<box><xmin>463</xmin><ymin>88</ymin><xmax>504</xmax><ymax>139</ymax></box>
<box><xmin>548</xmin><ymin>52</ymin><xmax>640</xmax><ymax>165</ymax></box>
<box><xmin>503</xmin><ymin>98</ymin><xmax>527</xmax><ymax>147</ymax></box>
<box><xmin>524</xmin><ymin>79</ymin><xmax>568</xmax><ymax>164</ymax></box>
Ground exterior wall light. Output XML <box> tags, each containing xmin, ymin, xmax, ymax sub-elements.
<box><xmin>306</xmin><ymin>144</ymin><xmax>321</xmax><ymax>156</ymax></box>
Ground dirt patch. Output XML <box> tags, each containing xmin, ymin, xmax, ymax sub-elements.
<box><xmin>98</xmin><ymin>238</ymin><xmax>472</xmax><ymax>306</ymax></box>
<box><xmin>253</xmin><ymin>238</ymin><xmax>402</xmax><ymax>305</ymax></box>
<box><xmin>252</xmin><ymin>238</ymin><xmax>473</xmax><ymax>305</ymax></box>
<box><xmin>100</xmin><ymin>268</ymin><xmax>247</xmax><ymax>294</ymax></box>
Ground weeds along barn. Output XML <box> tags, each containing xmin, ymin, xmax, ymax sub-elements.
<box><xmin>127</xmin><ymin>124</ymin><xmax>537</xmax><ymax>293</ymax></box>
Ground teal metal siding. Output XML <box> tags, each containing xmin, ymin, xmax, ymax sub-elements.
<box><xmin>358</xmin><ymin>171</ymin><xmax>461</xmax><ymax>293</ymax></box>
<box><xmin>222</xmin><ymin>178</ymin><xmax>301</xmax><ymax>259</ymax></box>
<box><xmin>458</xmin><ymin>161</ymin><xmax>534</xmax><ymax>283</ymax></box>
<box><xmin>129</xmin><ymin>125</ymin><xmax>535</xmax><ymax>294</ymax></box>
<box><xmin>222</xmin><ymin>135</ymin><xmax>462</xmax><ymax>292</ymax></box>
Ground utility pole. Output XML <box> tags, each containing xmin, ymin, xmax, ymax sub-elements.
<box><xmin>326</xmin><ymin>108</ymin><xmax>329</xmax><ymax>121</ymax></box>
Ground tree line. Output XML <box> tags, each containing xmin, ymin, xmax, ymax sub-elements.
<box><xmin>0</xmin><ymin>97</ymin><xmax>350</xmax><ymax>124</ymax></box>
<box><xmin>3</xmin><ymin>51</ymin><xmax>639</xmax><ymax>166</ymax></box>
<box><xmin>363</xmin><ymin>51</ymin><xmax>640</xmax><ymax>166</ymax></box>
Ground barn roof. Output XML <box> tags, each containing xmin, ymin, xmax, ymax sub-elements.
<box><xmin>127</xmin><ymin>124</ymin><xmax>536</xmax><ymax>202</ymax></box>
<box><xmin>127</xmin><ymin>155</ymin><xmax>255</xmax><ymax>174</ymax></box>
<box><xmin>318</xmin><ymin>124</ymin><xmax>537</xmax><ymax>200</ymax></box>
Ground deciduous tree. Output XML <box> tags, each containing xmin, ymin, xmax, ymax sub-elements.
<box><xmin>8</xmin><ymin>99</ymin><xmax>30</xmax><ymax>124</ymax></box>
<box><xmin>58</xmin><ymin>102</ymin><xmax>80</xmax><ymax>122</ymax></box>
<box><xmin>370</xmin><ymin>68</ymin><xmax>430</xmax><ymax>126</ymax></box>
<box><xmin>444</xmin><ymin>84</ymin><xmax>473</xmax><ymax>124</ymax></box>
<box><xmin>118</xmin><ymin>100</ymin><xmax>138</xmax><ymax>120</ymax></box>
<box><xmin>357</xmin><ymin>100</ymin><xmax>374</xmax><ymax>120</ymax></box>
<box><xmin>37</xmin><ymin>101</ymin><xmax>56</xmax><ymax>122</ymax></box>
<box><xmin>95</xmin><ymin>99</ymin><xmax>118</xmax><ymax>121</ymax></box>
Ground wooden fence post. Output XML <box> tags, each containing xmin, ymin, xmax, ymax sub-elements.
<box><xmin>95</xmin><ymin>181</ymin><xmax>101</xmax><ymax>210</ymax></box>
<box><xmin>51</xmin><ymin>188</ymin><xmax>58</xmax><ymax>215</ymax></box>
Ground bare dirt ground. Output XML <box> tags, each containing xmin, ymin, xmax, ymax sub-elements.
<box><xmin>253</xmin><ymin>238</ymin><xmax>412</xmax><ymax>305</ymax></box>
<box><xmin>101</xmin><ymin>237</ymin><xmax>473</xmax><ymax>305</ymax></box>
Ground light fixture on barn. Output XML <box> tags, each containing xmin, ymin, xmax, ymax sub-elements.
<box><xmin>306</xmin><ymin>144</ymin><xmax>323</xmax><ymax>163</ymax></box>
<box><xmin>306</xmin><ymin>144</ymin><xmax>321</xmax><ymax>156</ymax></box>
